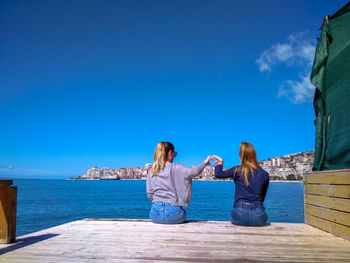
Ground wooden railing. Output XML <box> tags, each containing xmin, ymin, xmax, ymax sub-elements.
<box><xmin>0</xmin><ymin>179</ymin><xmax>17</xmax><ymax>243</ymax></box>
<box><xmin>304</xmin><ymin>169</ymin><xmax>350</xmax><ymax>240</ymax></box>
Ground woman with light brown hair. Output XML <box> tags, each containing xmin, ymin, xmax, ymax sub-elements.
<box><xmin>213</xmin><ymin>142</ymin><xmax>269</xmax><ymax>226</ymax></box>
<box><xmin>146</xmin><ymin>141</ymin><xmax>212</xmax><ymax>224</ymax></box>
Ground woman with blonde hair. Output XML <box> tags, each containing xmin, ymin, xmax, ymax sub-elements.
<box><xmin>213</xmin><ymin>142</ymin><xmax>269</xmax><ymax>226</ymax></box>
<box><xmin>147</xmin><ymin>141</ymin><xmax>212</xmax><ymax>224</ymax></box>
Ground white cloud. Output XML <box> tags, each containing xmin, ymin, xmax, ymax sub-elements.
<box><xmin>256</xmin><ymin>32</ymin><xmax>316</xmax><ymax>104</ymax></box>
<box><xmin>0</xmin><ymin>163</ymin><xmax>14</xmax><ymax>169</ymax></box>
<box><xmin>278</xmin><ymin>74</ymin><xmax>315</xmax><ymax>103</ymax></box>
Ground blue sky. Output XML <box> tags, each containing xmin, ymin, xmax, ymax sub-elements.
<box><xmin>1</xmin><ymin>0</ymin><xmax>348</xmax><ymax>178</ymax></box>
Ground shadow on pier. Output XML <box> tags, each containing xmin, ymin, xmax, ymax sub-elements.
<box><xmin>0</xmin><ymin>233</ymin><xmax>59</xmax><ymax>255</ymax></box>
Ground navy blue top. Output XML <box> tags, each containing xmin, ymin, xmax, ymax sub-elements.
<box><xmin>214</xmin><ymin>165</ymin><xmax>269</xmax><ymax>205</ymax></box>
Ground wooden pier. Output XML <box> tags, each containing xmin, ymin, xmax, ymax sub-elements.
<box><xmin>0</xmin><ymin>219</ymin><xmax>350</xmax><ymax>262</ymax></box>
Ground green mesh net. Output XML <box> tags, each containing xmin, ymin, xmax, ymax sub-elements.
<box><xmin>311</xmin><ymin>2</ymin><xmax>350</xmax><ymax>170</ymax></box>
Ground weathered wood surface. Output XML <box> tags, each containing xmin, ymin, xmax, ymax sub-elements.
<box><xmin>0</xmin><ymin>180</ymin><xmax>13</xmax><ymax>187</ymax></box>
<box><xmin>0</xmin><ymin>181</ymin><xmax>17</xmax><ymax>244</ymax></box>
<box><xmin>1</xmin><ymin>219</ymin><xmax>350</xmax><ymax>263</ymax></box>
<box><xmin>305</xmin><ymin>204</ymin><xmax>350</xmax><ymax>226</ymax></box>
<box><xmin>304</xmin><ymin>169</ymin><xmax>350</xmax><ymax>241</ymax></box>
<box><xmin>304</xmin><ymin>193</ymin><xmax>350</xmax><ymax>213</ymax></box>
<box><xmin>304</xmin><ymin>169</ymin><xmax>350</xmax><ymax>184</ymax></box>
<box><xmin>304</xmin><ymin>184</ymin><xmax>350</xmax><ymax>198</ymax></box>
<box><xmin>305</xmin><ymin>214</ymin><xmax>350</xmax><ymax>241</ymax></box>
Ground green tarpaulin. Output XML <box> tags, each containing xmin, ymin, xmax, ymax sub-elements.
<box><xmin>311</xmin><ymin>2</ymin><xmax>350</xmax><ymax>170</ymax></box>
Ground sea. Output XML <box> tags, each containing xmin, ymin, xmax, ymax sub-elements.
<box><xmin>14</xmin><ymin>179</ymin><xmax>304</xmax><ymax>237</ymax></box>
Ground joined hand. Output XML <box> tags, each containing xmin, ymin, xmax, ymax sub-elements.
<box><xmin>204</xmin><ymin>155</ymin><xmax>223</xmax><ymax>166</ymax></box>
<box><xmin>211</xmin><ymin>155</ymin><xmax>223</xmax><ymax>166</ymax></box>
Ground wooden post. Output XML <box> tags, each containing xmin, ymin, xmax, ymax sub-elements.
<box><xmin>304</xmin><ymin>169</ymin><xmax>350</xmax><ymax>241</ymax></box>
<box><xmin>0</xmin><ymin>179</ymin><xmax>17</xmax><ymax>244</ymax></box>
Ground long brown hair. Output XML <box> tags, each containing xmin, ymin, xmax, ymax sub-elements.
<box><xmin>235</xmin><ymin>142</ymin><xmax>261</xmax><ymax>186</ymax></box>
<box><xmin>151</xmin><ymin>142</ymin><xmax>175</xmax><ymax>176</ymax></box>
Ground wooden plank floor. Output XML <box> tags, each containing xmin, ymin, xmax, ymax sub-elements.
<box><xmin>1</xmin><ymin>219</ymin><xmax>350</xmax><ymax>263</ymax></box>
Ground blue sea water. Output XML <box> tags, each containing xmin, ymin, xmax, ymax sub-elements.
<box><xmin>14</xmin><ymin>179</ymin><xmax>304</xmax><ymax>236</ymax></box>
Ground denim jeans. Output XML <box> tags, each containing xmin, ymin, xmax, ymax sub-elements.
<box><xmin>149</xmin><ymin>202</ymin><xmax>186</xmax><ymax>224</ymax></box>
<box><xmin>231</xmin><ymin>201</ymin><xmax>268</xmax><ymax>226</ymax></box>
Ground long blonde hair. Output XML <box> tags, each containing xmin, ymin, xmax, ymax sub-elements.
<box><xmin>151</xmin><ymin>142</ymin><xmax>175</xmax><ymax>176</ymax></box>
<box><xmin>235</xmin><ymin>142</ymin><xmax>261</xmax><ymax>186</ymax></box>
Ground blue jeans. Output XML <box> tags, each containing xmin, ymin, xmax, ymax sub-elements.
<box><xmin>231</xmin><ymin>201</ymin><xmax>268</xmax><ymax>226</ymax></box>
<box><xmin>149</xmin><ymin>202</ymin><xmax>186</xmax><ymax>224</ymax></box>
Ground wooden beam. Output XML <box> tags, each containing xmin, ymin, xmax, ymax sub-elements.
<box><xmin>0</xmin><ymin>180</ymin><xmax>13</xmax><ymax>187</ymax></box>
<box><xmin>0</xmin><ymin>186</ymin><xmax>17</xmax><ymax>244</ymax></box>
<box><xmin>304</xmin><ymin>193</ymin><xmax>350</xmax><ymax>213</ymax></box>
<box><xmin>305</xmin><ymin>204</ymin><xmax>350</xmax><ymax>227</ymax></box>
<box><xmin>305</xmin><ymin>214</ymin><xmax>350</xmax><ymax>241</ymax></box>
<box><xmin>305</xmin><ymin>169</ymin><xmax>350</xmax><ymax>184</ymax></box>
<box><xmin>305</xmin><ymin>184</ymin><xmax>350</xmax><ymax>198</ymax></box>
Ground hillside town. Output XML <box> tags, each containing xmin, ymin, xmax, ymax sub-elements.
<box><xmin>259</xmin><ymin>150</ymin><xmax>314</xmax><ymax>180</ymax></box>
<box><xmin>75</xmin><ymin>150</ymin><xmax>314</xmax><ymax>181</ymax></box>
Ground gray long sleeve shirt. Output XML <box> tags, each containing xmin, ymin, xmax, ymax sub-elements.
<box><xmin>146</xmin><ymin>162</ymin><xmax>206</xmax><ymax>207</ymax></box>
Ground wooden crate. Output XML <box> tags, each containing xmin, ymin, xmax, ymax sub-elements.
<box><xmin>0</xmin><ymin>180</ymin><xmax>17</xmax><ymax>244</ymax></box>
<box><xmin>304</xmin><ymin>169</ymin><xmax>350</xmax><ymax>241</ymax></box>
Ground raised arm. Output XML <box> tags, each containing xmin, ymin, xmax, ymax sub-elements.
<box><xmin>214</xmin><ymin>165</ymin><xmax>235</xmax><ymax>179</ymax></box>
<box><xmin>212</xmin><ymin>155</ymin><xmax>235</xmax><ymax>179</ymax></box>
<box><xmin>174</xmin><ymin>156</ymin><xmax>213</xmax><ymax>180</ymax></box>
<box><xmin>174</xmin><ymin>162</ymin><xmax>206</xmax><ymax>180</ymax></box>
<box><xmin>146</xmin><ymin>172</ymin><xmax>154</xmax><ymax>201</ymax></box>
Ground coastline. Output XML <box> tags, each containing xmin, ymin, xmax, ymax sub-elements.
<box><xmin>68</xmin><ymin>178</ymin><xmax>303</xmax><ymax>183</ymax></box>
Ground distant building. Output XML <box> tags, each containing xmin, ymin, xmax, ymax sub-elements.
<box><xmin>100</xmin><ymin>167</ymin><xmax>118</xmax><ymax>179</ymax></box>
<box><xmin>87</xmin><ymin>166</ymin><xmax>100</xmax><ymax>179</ymax></box>
<box><xmin>145</xmin><ymin>163</ymin><xmax>152</xmax><ymax>171</ymax></box>
<box><xmin>259</xmin><ymin>150</ymin><xmax>314</xmax><ymax>179</ymax></box>
<box><xmin>79</xmin><ymin>150</ymin><xmax>314</xmax><ymax>180</ymax></box>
